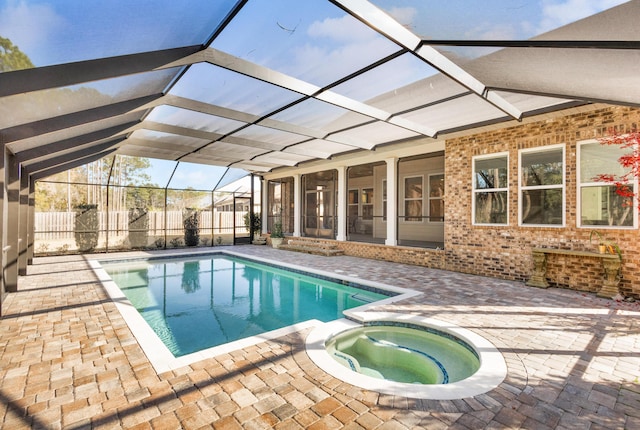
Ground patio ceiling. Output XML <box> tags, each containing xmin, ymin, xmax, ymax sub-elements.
<box><xmin>1</xmin><ymin>0</ymin><xmax>639</xmax><ymax>189</ymax></box>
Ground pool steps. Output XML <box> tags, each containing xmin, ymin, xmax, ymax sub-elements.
<box><xmin>278</xmin><ymin>239</ymin><xmax>345</xmax><ymax>256</ymax></box>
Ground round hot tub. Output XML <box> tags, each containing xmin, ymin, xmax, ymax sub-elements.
<box><xmin>327</xmin><ymin>324</ymin><xmax>479</xmax><ymax>385</ymax></box>
<box><xmin>306</xmin><ymin>313</ymin><xmax>507</xmax><ymax>400</ymax></box>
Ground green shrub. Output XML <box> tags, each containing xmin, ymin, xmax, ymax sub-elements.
<box><xmin>74</xmin><ymin>204</ymin><xmax>98</xmax><ymax>252</ymax></box>
<box><xmin>183</xmin><ymin>209</ymin><xmax>200</xmax><ymax>247</ymax></box>
<box><xmin>128</xmin><ymin>208</ymin><xmax>149</xmax><ymax>249</ymax></box>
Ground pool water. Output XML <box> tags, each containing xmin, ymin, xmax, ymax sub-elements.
<box><xmin>102</xmin><ymin>254</ymin><xmax>388</xmax><ymax>357</ymax></box>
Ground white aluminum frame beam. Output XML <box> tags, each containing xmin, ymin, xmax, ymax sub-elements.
<box><xmin>332</xmin><ymin>0</ymin><xmax>523</xmax><ymax>120</ymax></box>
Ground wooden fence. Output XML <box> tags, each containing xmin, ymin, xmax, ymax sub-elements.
<box><xmin>34</xmin><ymin>210</ymin><xmax>248</xmax><ymax>240</ymax></box>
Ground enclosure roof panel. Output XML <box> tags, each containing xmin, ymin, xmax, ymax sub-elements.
<box><xmin>1</xmin><ymin>0</ymin><xmax>638</xmax><ymax>183</ymax></box>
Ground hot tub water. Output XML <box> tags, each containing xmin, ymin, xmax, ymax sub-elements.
<box><xmin>326</xmin><ymin>324</ymin><xmax>480</xmax><ymax>385</ymax></box>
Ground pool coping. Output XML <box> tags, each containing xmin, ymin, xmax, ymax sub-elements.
<box><xmin>89</xmin><ymin>250</ymin><xmax>420</xmax><ymax>374</ymax></box>
<box><xmin>305</xmin><ymin>312</ymin><xmax>508</xmax><ymax>400</ymax></box>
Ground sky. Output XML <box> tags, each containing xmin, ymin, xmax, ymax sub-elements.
<box><xmin>373</xmin><ymin>0</ymin><xmax>627</xmax><ymax>39</ymax></box>
<box><xmin>0</xmin><ymin>0</ymin><xmax>629</xmax><ymax>187</ymax></box>
<box><xmin>1</xmin><ymin>0</ymin><xmax>628</xmax><ymax>68</ymax></box>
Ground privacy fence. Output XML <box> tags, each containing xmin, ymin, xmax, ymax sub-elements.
<box><xmin>34</xmin><ymin>209</ymin><xmax>251</xmax><ymax>254</ymax></box>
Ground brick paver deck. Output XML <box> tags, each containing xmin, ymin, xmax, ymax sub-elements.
<box><xmin>1</xmin><ymin>246</ymin><xmax>639</xmax><ymax>429</ymax></box>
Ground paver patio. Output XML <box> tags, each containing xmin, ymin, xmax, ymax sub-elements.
<box><xmin>1</xmin><ymin>246</ymin><xmax>639</xmax><ymax>429</ymax></box>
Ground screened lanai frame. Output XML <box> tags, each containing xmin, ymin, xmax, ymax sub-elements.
<box><xmin>32</xmin><ymin>155</ymin><xmax>261</xmax><ymax>254</ymax></box>
<box><xmin>6</xmin><ymin>0</ymin><xmax>640</xmax><ymax>180</ymax></box>
<box><xmin>2</xmin><ymin>0</ymin><xmax>640</xmax><ymax>304</ymax></box>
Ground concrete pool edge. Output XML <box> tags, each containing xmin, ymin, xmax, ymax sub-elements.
<box><xmin>305</xmin><ymin>312</ymin><xmax>508</xmax><ymax>400</ymax></box>
<box><xmin>89</xmin><ymin>250</ymin><xmax>420</xmax><ymax>374</ymax></box>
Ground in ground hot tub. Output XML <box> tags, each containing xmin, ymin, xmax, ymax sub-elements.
<box><xmin>327</xmin><ymin>324</ymin><xmax>479</xmax><ymax>385</ymax></box>
<box><xmin>306</xmin><ymin>312</ymin><xmax>507</xmax><ymax>400</ymax></box>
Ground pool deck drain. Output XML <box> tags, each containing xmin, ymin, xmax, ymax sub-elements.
<box><xmin>1</xmin><ymin>246</ymin><xmax>639</xmax><ymax>429</ymax></box>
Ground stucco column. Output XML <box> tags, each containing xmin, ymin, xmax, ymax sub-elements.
<box><xmin>0</xmin><ymin>143</ymin><xmax>4</xmax><ymax>313</ymax></box>
<box><xmin>293</xmin><ymin>174</ymin><xmax>301</xmax><ymax>237</ymax></box>
<box><xmin>385</xmin><ymin>157</ymin><xmax>398</xmax><ymax>246</ymax></box>
<box><xmin>18</xmin><ymin>167</ymin><xmax>28</xmax><ymax>276</ymax></box>
<box><xmin>4</xmin><ymin>150</ymin><xmax>20</xmax><ymax>292</ymax></box>
<box><xmin>336</xmin><ymin>166</ymin><xmax>347</xmax><ymax>241</ymax></box>
<box><xmin>27</xmin><ymin>179</ymin><xmax>35</xmax><ymax>265</ymax></box>
<box><xmin>261</xmin><ymin>177</ymin><xmax>268</xmax><ymax>235</ymax></box>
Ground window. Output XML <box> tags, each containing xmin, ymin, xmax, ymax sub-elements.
<box><xmin>428</xmin><ymin>174</ymin><xmax>444</xmax><ymax>222</ymax></box>
<box><xmin>404</xmin><ymin>176</ymin><xmax>423</xmax><ymax>222</ymax></box>
<box><xmin>362</xmin><ymin>188</ymin><xmax>373</xmax><ymax>220</ymax></box>
<box><xmin>579</xmin><ymin>140</ymin><xmax>636</xmax><ymax>227</ymax></box>
<box><xmin>348</xmin><ymin>189</ymin><xmax>359</xmax><ymax>233</ymax></box>
<box><xmin>519</xmin><ymin>145</ymin><xmax>564</xmax><ymax>226</ymax></box>
<box><xmin>473</xmin><ymin>153</ymin><xmax>508</xmax><ymax>225</ymax></box>
<box><xmin>382</xmin><ymin>180</ymin><xmax>387</xmax><ymax>222</ymax></box>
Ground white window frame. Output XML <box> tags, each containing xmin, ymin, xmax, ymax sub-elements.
<box><xmin>427</xmin><ymin>172</ymin><xmax>445</xmax><ymax>223</ymax></box>
<box><xmin>403</xmin><ymin>175</ymin><xmax>423</xmax><ymax>223</ymax></box>
<box><xmin>348</xmin><ymin>188</ymin><xmax>359</xmax><ymax>211</ymax></box>
<box><xmin>472</xmin><ymin>152</ymin><xmax>509</xmax><ymax>226</ymax></box>
<box><xmin>361</xmin><ymin>188</ymin><xmax>373</xmax><ymax>220</ymax></box>
<box><xmin>382</xmin><ymin>179</ymin><xmax>387</xmax><ymax>223</ymax></box>
<box><xmin>518</xmin><ymin>144</ymin><xmax>565</xmax><ymax>227</ymax></box>
<box><xmin>577</xmin><ymin>139</ymin><xmax>638</xmax><ymax>229</ymax></box>
<box><xmin>348</xmin><ymin>188</ymin><xmax>359</xmax><ymax>233</ymax></box>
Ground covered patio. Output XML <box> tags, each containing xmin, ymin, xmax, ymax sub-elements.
<box><xmin>2</xmin><ymin>0</ymin><xmax>640</xmax><ymax>428</ymax></box>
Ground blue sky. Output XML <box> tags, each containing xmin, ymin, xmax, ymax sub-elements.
<box><xmin>2</xmin><ymin>0</ymin><xmax>627</xmax><ymax>68</ymax></box>
<box><xmin>0</xmin><ymin>0</ymin><xmax>235</xmax><ymax>66</ymax></box>
<box><xmin>372</xmin><ymin>0</ymin><xmax>627</xmax><ymax>39</ymax></box>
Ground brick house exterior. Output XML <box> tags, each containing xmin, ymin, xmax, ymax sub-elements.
<box><xmin>268</xmin><ymin>105</ymin><xmax>640</xmax><ymax>298</ymax></box>
<box><xmin>445</xmin><ymin>105</ymin><xmax>639</xmax><ymax>297</ymax></box>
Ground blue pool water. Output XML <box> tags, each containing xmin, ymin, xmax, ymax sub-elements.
<box><xmin>102</xmin><ymin>254</ymin><xmax>389</xmax><ymax>357</ymax></box>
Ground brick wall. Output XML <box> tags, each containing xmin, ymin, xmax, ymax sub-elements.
<box><xmin>277</xmin><ymin>237</ymin><xmax>446</xmax><ymax>270</ymax></box>
<box><xmin>445</xmin><ymin>105</ymin><xmax>640</xmax><ymax>297</ymax></box>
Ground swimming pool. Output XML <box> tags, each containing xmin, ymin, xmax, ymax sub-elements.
<box><xmin>91</xmin><ymin>251</ymin><xmax>418</xmax><ymax>372</ymax></box>
<box><xmin>102</xmin><ymin>254</ymin><xmax>390</xmax><ymax>357</ymax></box>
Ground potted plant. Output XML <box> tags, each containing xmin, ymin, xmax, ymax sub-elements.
<box><xmin>589</xmin><ymin>230</ymin><xmax>607</xmax><ymax>254</ymax></box>
<box><xmin>270</xmin><ymin>221</ymin><xmax>284</xmax><ymax>249</ymax></box>
<box><xmin>589</xmin><ymin>230</ymin><xmax>622</xmax><ymax>259</ymax></box>
<box><xmin>243</xmin><ymin>211</ymin><xmax>262</xmax><ymax>242</ymax></box>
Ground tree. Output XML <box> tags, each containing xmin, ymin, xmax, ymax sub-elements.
<box><xmin>0</xmin><ymin>36</ymin><xmax>34</xmax><ymax>71</ymax></box>
<box><xmin>107</xmin><ymin>155</ymin><xmax>154</xmax><ymax>212</ymax></box>
<box><xmin>596</xmin><ymin>130</ymin><xmax>640</xmax><ymax>210</ymax></box>
<box><xmin>167</xmin><ymin>187</ymin><xmax>209</xmax><ymax>211</ymax></box>
<box><xmin>35</xmin><ymin>155</ymin><xmax>161</xmax><ymax>212</ymax></box>
<box><xmin>35</xmin><ymin>168</ymin><xmax>90</xmax><ymax>211</ymax></box>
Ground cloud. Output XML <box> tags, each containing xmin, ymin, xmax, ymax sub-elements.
<box><xmin>308</xmin><ymin>14</ymin><xmax>378</xmax><ymax>43</ymax></box>
<box><xmin>384</xmin><ymin>6</ymin><xmax>418</xmax><ymax>29</ymax></box>
<box><xmin>293</xmin><ymin>36</ymin><xmax>396</xmax><ymax>85</ymax></box>
<box><xmin>0</xmin><ymin>0</ymin><xmax>66</xmax><ymax>64</ymax></box>
<box><xmin>276</xmin><ymin>12</ymin><xmax>401</xmax><ymax>85</ymax></box>
<box><xmin>465</xmin><ymin>22</ymin><xmax>519</xmax><ymax>40</ymax></box>
<box><xmin>537</xmin><ymin>0</ymin><xmax>627</xmax><ymax>33</ymax></box>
